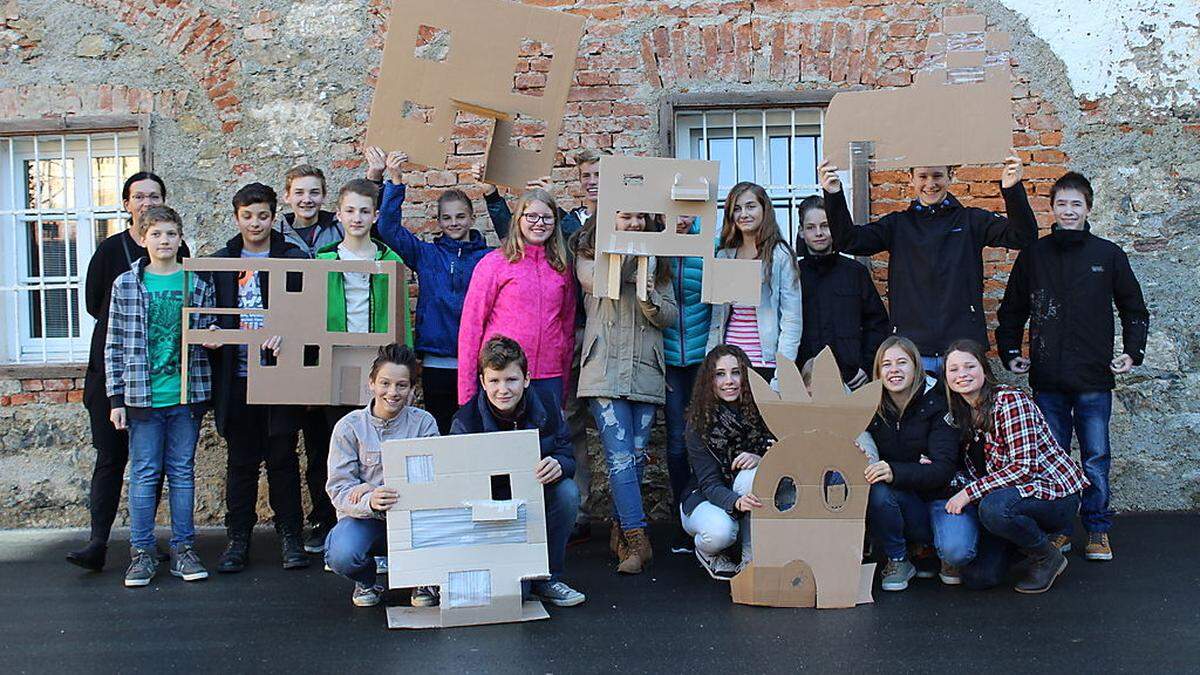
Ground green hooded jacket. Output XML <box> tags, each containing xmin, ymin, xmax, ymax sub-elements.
<box><xmin>316</xmin><ymin>238</ymin><xmax>412</xmax><ymax>343</ymax></box>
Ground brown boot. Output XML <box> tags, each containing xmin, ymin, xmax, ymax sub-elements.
<box><xmin>617</xmin><ymin>528</ymin><xmax>651</xmax><ymax>574</ymax></box>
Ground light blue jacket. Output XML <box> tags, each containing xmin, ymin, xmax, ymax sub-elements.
<box><xmin>706</xmin><ymin>242</ymin><xmax>803</xmax><ymax>363</ymax></box>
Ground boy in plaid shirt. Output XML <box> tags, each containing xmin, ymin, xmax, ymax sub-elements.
<box><xmin>941</xmin><ymin>339</ymin><xmax>1087</xmax><ymax>595</ymax></box>
<box><xmin>105</xmin><ymin>205</ymin><xmax>214</xmax><ymax>588</ymax></box>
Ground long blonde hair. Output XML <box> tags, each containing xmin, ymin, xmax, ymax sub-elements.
<box><xmin>873</xmin><ymin>335</ymin><xmax>926</xmax><ymax>422</ymax></box>
<box><xmin>501</xmin><ymin>188</ymin><xmax>568</xmax><ymax>273</ymax></box>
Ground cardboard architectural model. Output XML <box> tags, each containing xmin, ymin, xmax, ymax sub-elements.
<box><xmin>380</xmin><ymin>429</ymin><xmax>550</xmax><ymax>629</ymax></box>
<box><xmin>592</xmin><ymin>155</ymin><xmax>762</xmax><ymax>305</ymax></box>
<box><xmin>730</xmin><ymin>347</ymin><xmax>882</xmax><ymax>609</ymax></box>
<box><xmin>822</xmin><ymin>15</ymin><xmax>1013</xmax><ymax>169</ymax></box>
<box><xmin>180</xmin><ymin>258</ymin><xmax>409</xmax><ymax>406</ymax></box>
<box><xmin>365</xmin><ymin>0</ymin><xmax>585</xmax><ymax>189</ymax></box>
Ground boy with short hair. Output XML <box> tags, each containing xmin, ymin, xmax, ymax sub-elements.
<box><xmin>105</xmin><ymin>205</ymin><xmax>214</xmax><ymax>587</ymax></box>
<box><xmin>207</xmin><ymin>182</ymin><xmax>310</xmax><ymax>573</ymax></box>
<box><xmin>450</xmin><ymin>335</ymin><xmax>585</xmax><ymax>607</ymax></box>
<box><xmin>996</xmin><ymin>171</ymin><xmax>1149</xmax><ymax>561</ymax></box>
<box><xmin>324</xmin><ymin>343</ymin><xmax>439</xmax><ymax>607</ymax></box>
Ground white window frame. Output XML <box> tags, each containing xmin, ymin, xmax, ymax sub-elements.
<box><xmin>0</xmin><ymin>117</ymin><xmax>147</xmax><ymax>365</ymax></box>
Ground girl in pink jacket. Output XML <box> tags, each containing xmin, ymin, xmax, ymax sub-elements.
<box><xmin>458</xmin><ymin>188</ymin><xmax>576</xmax><ymax>408</ymax></box>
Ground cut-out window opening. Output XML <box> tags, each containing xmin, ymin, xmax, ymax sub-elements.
<box><xmin>822</xmin><ymin>470</ymin><xmax>848</xmax><ymax>510</ymax></box>
<box><xmin>612</xmin><ymin>211</ymin><xmax>667</xmax><ymax>233</ymax></box>
<box><xmin>507</xmin><ymin>114</ymin><xmax>546</xmax><ymax>153</ymax></box>
<box><xmin>260</xmin><ymin>347</ymin><xmax>277</xmax><ymax>367</ymax></box>
<box><xmin>512</xmin><ymin>38</ymin><xmax>553</xmax><ymax>97</ymax></box>
<box><xmin>303</xmin><ymin>344</ymin><xmax>320</xmax><ymax>367</ymax></box>
<box><xmin>285</xmin><ymin>271</ymin><xmax>304</xmax><ymax>293</ymax></box>
<box><xmin>414</xmin><ymin>25</ymin><xmax>451</xmax><ymax>62</ymax></box>
<box><xmin>401</xmin><ymin>100</ymin><xmax>436</xmax><ymax>125</ymax></box>
<box><xmin>773</xmin><ymin>476</ymin><xmax>797</xmax><ymax>512</ymax></box>
<box><xmin>490</xmin><ymin>474</ymin><xmax>512</xmax><ymax>501</ymax></box>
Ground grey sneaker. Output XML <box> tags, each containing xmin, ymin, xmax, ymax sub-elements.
<box><xmin>939</xmin><ymin>560</ymin><xmax>962</xmax><ymax>586</ymax></box>
<box><xmin>124</xmin><ymin>547</ymin><xmax>158</xmax><ymax>588</ymax></box>
<box><xmin>881</xmin><ymin>558</ymin><xmax>916</xmax><ymax>591</ymax></box>
<box><xmin>352</xmin><ymin>582</ymin><xmax>383</xmax><ymax>607</ymax></box>
<box><xmin>695</xmin><ymin>549</ymin><xmax>739</xmax><ymax>580</ymax></box>
<box><xmin>411</xmin><ymin>585</ymin><xmax>440</xmax><ymax>607</ymax></box>
<box><xmin>169</xmin><ymin>546</ymin><xmax>209</xmax><ymax>582</ymax></box>
<box><xmin>531</xmin><ymin>580</ymin><xmax>586</xmax><ymax>607</ymax></box>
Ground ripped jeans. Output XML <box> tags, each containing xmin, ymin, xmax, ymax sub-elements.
<box><xmin>589</xmin><ymin>397</ymin><xmax>656</xmax><ymax>530</ymax></box>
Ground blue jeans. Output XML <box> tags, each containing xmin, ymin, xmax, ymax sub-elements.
<box><xmin>589</xmin><ymin>397</ymin><xmax>656</xmax><ymax>530</ymax></box>
<box><xmin>325</xmin><ymin>516</ymin><xmax>387</xmax><ymax>586</ymax></box>
<box><xmin>324</xmin><ymin>479</ymin><xmax>580</xmax><ymax>587</ymax></box>
<box><xmin>1034</xmin><ymin>390</ymin><xmax>1113</xmax><ymax>533</ymax></box>
<box><xmin>928</xmin><ymin>499</ymin><xmax>981</xmax><ymax>568</ymax></box>
<box><xmin>920</xmin><ymin>355</ymin><xmax>945</xmax><ymax>377</ymax></box>
<box><xmin>663</xmin><ymin>365</ymin><xmax>698</xmax><ymax>508</ymax></box>
<box><xmin>127</xmin><ymin>405</ymin><xmax>202</xmax><ymax>550</ymax></box>
<box><xmin>867</xmin><ymin>483</ymin><xmax>932</xmax><ymax>559</ymax></box>
<box><xmin>978</xmin><ymin>487</ymin><xmax>1080</xmax><ymax>549</ymax></box>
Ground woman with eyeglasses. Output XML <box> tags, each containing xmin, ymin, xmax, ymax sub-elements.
<box><xmin>570</xmin><ymin>212</ymin><xmax>678</xmax><ymax>575</ymax></box>
<box><xmin>458</xmin><ymin>188</ymin><xmax>577</xmax><ymax>413</ymax></box>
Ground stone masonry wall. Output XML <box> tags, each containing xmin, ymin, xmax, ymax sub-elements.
<box><xmin>0</xmin><ymin>0</ymin><xmax>1196</xmax><ymax>530</ymax></box>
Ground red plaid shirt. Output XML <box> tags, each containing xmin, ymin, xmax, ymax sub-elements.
<box><xmin>961</xmin><ymin>386</ymin><xmax>1089</xmax><ymax>502</ymax></box>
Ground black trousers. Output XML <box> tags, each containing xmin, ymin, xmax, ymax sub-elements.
<box><xmin>222</xmin><ymin>379</ymin><xmax>302</xmax><ymax>534</ymax></box>
<box><xmin>421</xmin><ymin>365</ymin><xmax>459</xmax><ymax>435</ymax></box>
<box><xmin>300</xmin><ymin>410</ymin><xmax>336</xmax><ymax>529</ymax></box>
<box><xmin>83</xmin><ymin>378</ymin><xmax>163</xmax><ymax>543</ymax></box>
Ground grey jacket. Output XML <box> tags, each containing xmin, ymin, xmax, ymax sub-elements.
<box><xmin>575</xmin><ymin>255</ymin><xmax>679</xmax><ymax>405</ymax></box>
<box><xmin>326</xmin><ymin>403</ymin><xmax>439</xmax><ymax>520</ymax></box>
<box><xmin>274</xmin><ymin>211</ymin><xmax>344</xmax><ymax>259</ymax></box>
<box><xmin>706</xmin><ymin>243</ymin><xmax>803</xmax><ymax>363</ymax></box>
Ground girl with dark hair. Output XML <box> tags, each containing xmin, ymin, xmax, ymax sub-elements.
<box><xmin>942</xmin><ymin>339</ymin><xmax>1088</xmax><ymax>594</ymax></box>
<box><xmin>324</xmin><ymin>343</ymin><xmax>439</xmax><ymax>608</ymax></box>
<box><xmin>572</xmin><ymin>212</ymin><xmax>677</xmax><ymax>575</ymax></box>
<box><xmin>679</xmin><ymin>345</ymin><xmax>775</xmax><ymax>579</ymax></box>
<box><xmin>706</xmin><ymin>182</ymin><xmax>802</xmax><ymax>382</ymax></box>
<box><xmin>374</xmin><ymin>151</ymin><xmax>510</xmax><ymax>434</ymax></box>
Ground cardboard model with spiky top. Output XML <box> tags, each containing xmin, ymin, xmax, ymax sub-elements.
<box><xmin>730</xmin><ymin>347</ymin><xmax>883</xmax><ymax>609</ymax></box>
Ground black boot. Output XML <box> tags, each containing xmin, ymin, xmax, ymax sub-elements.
<box><xmin>217</xmin><ymin>530</ymin><xmax>251</xmax><ymax>574</ymax></box>
<box><xmin>1014</xmin><ymin>539</ymin><xmax>1067</xmax><ymax>594</ymax></box>
<box><xmin>279</xmin><ymin>525</ymin><xmax>311</xmax><ymax>570</ymax></box>
<box><xmin>66</xmin><ymin>539</ymin><xmax>107</xmax><ymax>571</ymax></box>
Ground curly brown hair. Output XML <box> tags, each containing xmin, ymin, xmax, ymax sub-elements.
<box><xmin>685</xmin><ymin>344</ymin><xmax>768</xmax><ymax>434</ymax></box>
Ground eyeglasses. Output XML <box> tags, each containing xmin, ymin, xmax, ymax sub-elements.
<box><xmin>521</xmin><ymin>212</ymin><xmax>555</xmax><ymax>225</ymax></box>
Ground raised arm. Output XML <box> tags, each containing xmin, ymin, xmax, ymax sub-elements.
<box><xmin>818</xmin><ymin>160</ymin><xmax>893</xmax><ymax>256</ymax></box>
<box><xmin>982</xmin><ymin>156</ymin><xmax>1037</xmax><ymax>250</ymax></box>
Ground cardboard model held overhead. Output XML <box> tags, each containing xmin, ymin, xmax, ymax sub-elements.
<box><xmin>730</xmin><ymin>347</ymin><xmax>882</xmax><ymax>609</ymax></box>
<box><xmin>380</xmin><ymin>429</ymin><xmax>550</xmax><ymax>629</ymax></box>
<box><xmin>592</xmin><ymin>155</ymin><xmax>762</xmax><ymax>305</ymax></box>
<box><xmin>365</xmin><ymin>0</ymin><xmax>585</xmax><ymax>189</ymax></box>
<box><xmin>822</xmin><ymin>15</ymin><xmax>1013</xmax><ymax>169</ymax></box>
<box><xmin>180</xmin><ymin>258</ymin><xmax>409</xmax><ymax>406</ymax></box>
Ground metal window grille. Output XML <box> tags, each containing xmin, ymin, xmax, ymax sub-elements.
<box><xmin>672</xmin><ymin>107</ymin><xmax>844</xmax><ymax>247</ymax></box>
<box><xmin>0</xmin><ymin>131</ymin><xmax>141</xmax><ymax>364</ymax></box>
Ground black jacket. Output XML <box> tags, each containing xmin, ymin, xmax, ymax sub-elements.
<box><xmin>996</xmin><ymin>225</ymin><xmax>1149</xmax><ymax>392</ymax></box>
<box><xmin>866</xmin><ymin>377</ymin><xmax>959</xmax><ymax>496</ymax></box>
<box><xmin>206</xmin><ymin>230</ymin><xmax>306</xmax><ymax>437</ymax></box>
<box><xmin>796</xmin><ymin>252</ymin><xmax>890</xmax><ymax>383</ymax></box>
<box><xmin>823</xmin><ymin>183</ymin><xmax>1036</xmax><ymax>356</ymax></box>
<box><xmin>83</xmin><ymin>229</ymin><xmax>190</xmax><ymax>405</ymax></box>
<box><xmin>449</xmin><ymin>387</ymin><xmax>576</xmax><ymax>480</ymax></box>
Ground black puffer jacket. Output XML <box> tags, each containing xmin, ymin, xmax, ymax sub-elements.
<box><xmin>796</xmin><ymin>252</ymin><xmax>890</xmax><ymax>383</ymax></box>
<box><xmin>866</xmin><ymin>377</ymin><xmax>959</xmax><ymax>496</ymax></box>
<box><xmin>996</xmin><ymin>224</ymin><xmax>1149</xmax><ymax>392</ymax></box>
<box><xmin>823</xmin><ymin>183</ymin><xmax>1036</xmax><ymax>356</ymax></box>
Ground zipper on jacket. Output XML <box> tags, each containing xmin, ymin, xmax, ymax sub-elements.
<box><xmin>674</xmin><ymin>258</ymin><xmax>686</xmax><ymax>361</ymax></box>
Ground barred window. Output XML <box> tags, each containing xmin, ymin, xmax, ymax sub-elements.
<box><xmin>0</xmin><ymin>128</ymin><xmax>142</xmax><ymax>364</ymax></box>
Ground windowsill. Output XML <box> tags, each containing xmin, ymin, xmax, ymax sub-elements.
<box><xmin>0</xmin><ymin>363</ymin><xmax>88</xmax><ymax>379</ymax></box>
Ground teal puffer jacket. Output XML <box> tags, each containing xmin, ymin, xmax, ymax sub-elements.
<box><xmin>663</xmin><ymin>254</ymin><xmax>711</xmax><ymax>367</ymax></box>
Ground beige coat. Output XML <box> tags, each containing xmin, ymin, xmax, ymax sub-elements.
<box><xmin>575</xmin><ymin>255</ymin><xmax>679</xmax><ymax>404</ymax></box>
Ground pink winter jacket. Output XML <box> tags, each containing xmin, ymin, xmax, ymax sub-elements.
<box><xmin>457</xmin><ymin>244</ymin><xmax>576</xmax><ymax>405</ymax></box>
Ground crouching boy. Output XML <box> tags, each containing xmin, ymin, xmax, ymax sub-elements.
<box><xmin>324</xmin><ymin>344</ymin><xmax>439</xmax><ymax>607</ymax></box>
<box><xmin>449</xmin><ymin>335</ymin><xmax>585</xmax><ymax>607</ymax></box>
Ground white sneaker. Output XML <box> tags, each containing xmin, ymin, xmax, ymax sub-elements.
<box><xmin>352</xmin><ymin>582</ymin><xmax>383</xmax><ymax>607</ymax></box>
<box><xmin>411</xmin><ymin>585</ymin><xmax>440</xmax><ymax>607</ymax></box>
<box><xmin>695</xmin><ymin>549</ymin><xmax>739</xmax><ymax>580</ymax></box>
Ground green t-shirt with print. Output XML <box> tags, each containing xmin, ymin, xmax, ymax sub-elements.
<box><xmin>144</xmin><ymin>269</ymin><xmax>184</xmax><ymax>408</ymax></box>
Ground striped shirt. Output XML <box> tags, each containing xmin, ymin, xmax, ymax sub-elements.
<box><xmin>724</xmin><ymin>304</ymin><xmax>773</xmax><ymax>367</ymax></box>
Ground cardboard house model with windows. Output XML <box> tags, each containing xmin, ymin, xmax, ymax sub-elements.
<box><xmin>381</xmin><ymin>429</ymin><xmax>550</xmax><ymax>629</ymax></box>
<box><xmin>730</xmin><ymin>347</ymin><xmax>882</xmax><ymax>610</ymax></box>
<box><xmin>180</xmin><ymin>257</ymin><xmax>410</xmax><ymax>406</ymax></box>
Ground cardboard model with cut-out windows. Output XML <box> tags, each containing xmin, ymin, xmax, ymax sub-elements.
<box><xmin>365</xmin><ymin>0</ymin><xmax>585</xmax><ymax>189</ymax></box>
<box><xmin>822</xmin><ymin>15</ymin><xmax>1013</xmax><ymax>169</ymax></box>
<box><xmin>592</xmin><ymin>155</ymin><xmax>762</xmax><ymax>305</ymax></box>
<box><xmin>730</xmin><ymin>347</ymin><xmax>882</xmax><ymax>609</ymax></box>
<box><xmin>180</xmin><ymin>258</ymin><xmax>410</xmax><ymax>406</ymax></box>
<box><xmin>380</xmin><ymin>429</ymin><xmax>550</xmax><ymax>629</ymax></box>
